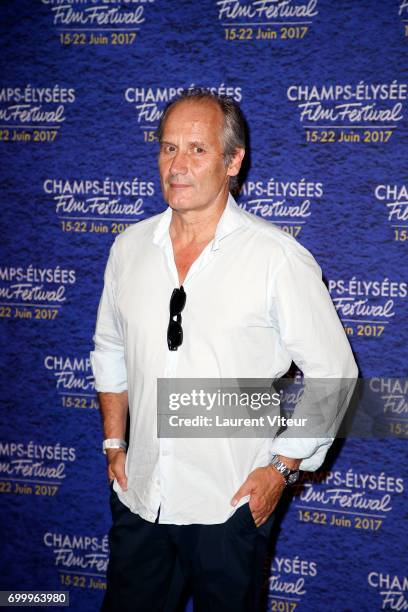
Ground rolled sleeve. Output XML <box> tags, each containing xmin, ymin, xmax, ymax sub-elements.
<box><xmin>269</xmin><ymin>243</ymin><xmax>358</xmax><ymax>471</ymax></box>
<box><xmin>90</xmin><ymin>242</ymin><xmax>128</xmax><ymax>393</ymax></box>
<box><xmin>269</xmin><ymin>437</ymin><xmax>334</xmax><ymax>472</ymax></box>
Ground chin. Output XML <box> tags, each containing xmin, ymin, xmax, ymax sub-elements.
<box><xmin>169</xmin><ymin>201</ymin><xmax>196</xmax><ymax>212</ymax></box>
<box><xmin>166</xmin><ymin>194</ymin><xmax>196</xmax><ymax>210</ymax></box>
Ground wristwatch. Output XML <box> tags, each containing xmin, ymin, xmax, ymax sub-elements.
<box><xmin>102</xmin><ymin>439</ymin><xmax>127</xmax><ymax>455</ymax></box>
<box><xmin>269</xmin><ymin>454</ymin><xmax>300</xmax><ymax>486</ymax></box>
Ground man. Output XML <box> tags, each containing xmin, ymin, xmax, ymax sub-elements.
<box><xmin>91</xmin><ymin>89</ymin><xmax>358</xmax><ymax>612</ymax></box>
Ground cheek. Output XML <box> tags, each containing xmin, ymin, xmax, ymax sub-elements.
<box><xmin>159</xmin><ymin>163</ymin><xmax>171</xmax><ymax>181</ymax></box>
<box><xmin>194</xmin><ymin>161</ymin><xmax>221</xmax><ymax>180</ymax></box>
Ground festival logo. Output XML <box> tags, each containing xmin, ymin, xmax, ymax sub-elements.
<box><xmin>0</xmin><ymin>440</ymin><xmax>77</xmax><ymax>497</ymax></box>
<box><xmin>0</xmin><ymin>85</ymin><xmax>76</xmax><ymax>143</ymax></box>
<box><xmin>368</xmin><ymin>572</ymin><xmax>408</xmax><ymax>610</ymax></box>
<box><xmin>42</xmin><ymin>0</ymin><xmax>156</xmax><ymax>47</ymax></box>
<box><xmin>294</xmin><ymin>469</ymin><xmax>404</xmax><ymax>533</ymax></box>
<box><xmin>44</xmin><ymin>531</ymin><xmax>108</xmax><ymax>590</ymax></box>
<box><xmin>369</xmin><ymin>378</ymin><xmax>408</xmax><ymax>440</ymax></box>
<box><xmin>269</xmin><ymin>555</ymin><xmax>318</xmax><ymax>609</ymax></box>
<box><xmin>374</xmin><ymin>184</ymin><xmax>408</xmax><ymax>243</ymax></box>
<box><xmin>399</xmin><ymin>1</ymin><xmax>408</xmax><ymax>37</ymax></box>
<box><xmin>124</xmin><ymin>84</ymin><xmax>243</xmax><ymax>143</ymax></box>
<box><xmin>237</xmin><ymin>177</ymin><xmax>323</xmax><ymax>238</ymax></box>
<box><xmin>328</xmin><ymin>277</ymin><xmax>407</xmax><ymax>339</ymax></box>
<box><xmin>287</xmin><ymin>81</ymin><xmax>407</xmax><ymax>143</ymax></box>
<box><xmin>217</xmin><ymin>0</ymin><xmax>319</xmax><ymax>42</ymax></box>
<box><xmin>0</xmin><ymin>265</ymin><xmax>77</xmax><ymax>321</ymax></box>
<box><xmin>44</xmin><ymin>354</ymin><xmax>97</xmax><ymax>410</ymax></box>
<box><xmin>43</xmin><ymin>177</ymin><xmax>155</xmax><ymax>236</ymax></box>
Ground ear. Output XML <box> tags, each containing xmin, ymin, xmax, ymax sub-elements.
<box><xmin>226</xmin><ymin>148</ymin><xmax>245</xmax><ymax>178</ymax></box>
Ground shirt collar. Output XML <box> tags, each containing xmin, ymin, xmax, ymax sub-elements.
<box><xmin>152</xmin><ymin>193</ymin><xmax>249</xmax><ymax>251</ymax></box>
<box><xmin>152</xmin><ymin>205</ymin><xmax>172</xmax><ymax>248</ymax></box>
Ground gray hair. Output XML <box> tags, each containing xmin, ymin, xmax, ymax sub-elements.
<box><xmin>157</xmin><ymin>88</ymin><xmax>247</xmax><ymax>194</ymax></box>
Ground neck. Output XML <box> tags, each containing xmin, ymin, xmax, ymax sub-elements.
<box><xmin>169</xmin><ymin>194</ymin><xmax>229</xmax><ymax>246</ymax></box>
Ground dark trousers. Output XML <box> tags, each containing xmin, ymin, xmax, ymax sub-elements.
<box><xmin>102</xmin><ymin>486</ymin><xmax>274</xmax><ymax>612</ymax></box>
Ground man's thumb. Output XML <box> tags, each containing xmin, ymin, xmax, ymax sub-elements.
<box><xmin>115</xmin><ymin>471</ymin><xmax>128</xmax><ymax>492</ymax></box>
<box><xmin>112</xmin><ymin>454</ymin><xmax>128</xmax><ymax>491</ymax></box>
<box><xmin>231</xmin><ymin>480</ymin><xmax>251</xmax><ymax>507</ymax></box>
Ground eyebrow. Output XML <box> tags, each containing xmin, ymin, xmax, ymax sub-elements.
<box><xmin>159</xmin><ymin>140</ymin><xmax>208</xmax><ymax>148</ymax></box>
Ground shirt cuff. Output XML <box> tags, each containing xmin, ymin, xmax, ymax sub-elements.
<box><xmin>269</xmin><ymin>437</ymin><xmax>334</xmax><ymax>472</ymax></box>
<box><xmin>90</xmin><ymin>350</ymin><xmax>128</xmax><ymax>393</ymax></box>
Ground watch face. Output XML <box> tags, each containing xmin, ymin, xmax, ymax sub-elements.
<box><xmin>288</xmin><ymin>471</ymin><xmax>299</xmax><ymax>484</ymax></box>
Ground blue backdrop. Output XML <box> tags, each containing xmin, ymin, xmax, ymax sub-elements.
<box><xmin>1</xmin><ymin>1</ymin><xmax>407</xmax><ymax>610</ymax></box>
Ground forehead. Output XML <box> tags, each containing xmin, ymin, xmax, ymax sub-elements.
<box><xmin>162</xmin><ymin>100</ymin><xmax>224</xmax><ymax>141</ymax></box>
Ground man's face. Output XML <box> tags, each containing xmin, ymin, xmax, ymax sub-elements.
<box><xmin>158</xmin><ymin>100</ymin><xmax>242</xmax><ymax>212</ymax></box>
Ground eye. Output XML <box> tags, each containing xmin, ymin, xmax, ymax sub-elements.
<box><xmin>193</xmin><ymin>146</ymin><xmax>205</xmax><ymax>154</ymax></box>
<box><xmin>160</xmin><ymin>144</ymin><xmax>176</xmax><ymax>154</ymax></box>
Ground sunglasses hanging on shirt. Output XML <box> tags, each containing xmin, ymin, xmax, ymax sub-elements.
<box><xmin>167</xmin><ymin>285</ymin><xmax>186</xmax><ymax>351</ymax></box>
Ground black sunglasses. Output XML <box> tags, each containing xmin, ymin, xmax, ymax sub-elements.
<box><xmin>167</xmin><ymin>285</ymin><xmax>186</xmax><ymax>351</ymax></box>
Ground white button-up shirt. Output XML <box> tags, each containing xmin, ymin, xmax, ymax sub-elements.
<box><xmin>90</xmin><ymin>194</ymin><xmax>358</xmax><ymax>524</ymax></box>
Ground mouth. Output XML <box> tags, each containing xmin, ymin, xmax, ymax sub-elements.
<box><xmin>169</xmin><ymin>183</ymin><xmax>192</xmax><ymax>189</ymax></box>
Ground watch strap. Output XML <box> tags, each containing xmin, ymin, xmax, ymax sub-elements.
<box><xmin>102</xmin><ymin>439</ymin><xmax>127</xmax><ymax>455</ymax></box>
<box><xmin>270</xmin><ymin>454</ymin><xmax>299</xmax><ymax>485</ymax></box>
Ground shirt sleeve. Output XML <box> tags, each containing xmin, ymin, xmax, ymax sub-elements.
<box><xmin>268</xmin><ymin>242</ymin><xmax>358</xmax><ymax>471</ymax></box>
<box><xmin>90</xmin><ymin>241</ymin><xmax>128</xmax><ymax>393</ymax></box>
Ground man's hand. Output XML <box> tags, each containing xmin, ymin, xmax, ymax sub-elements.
<box><xmin>98</xmin><ymin>390</ymin><xmax>128</xmax><ymax>491</ymax></box>
<box><xmin>107</xmin><ymin>448</ymin><xmax>128</xmax><ymax>491</ymax></box>
<box><xmin>231</xmin><ymin>466</ymin><xmax>286</xmax><ymax>527</ymax></box>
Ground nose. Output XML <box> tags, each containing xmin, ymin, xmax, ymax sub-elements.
<box><xmin>169</xmin><ymin>150</ymin><xmax>188</xmax><ymax>176</ymax></box>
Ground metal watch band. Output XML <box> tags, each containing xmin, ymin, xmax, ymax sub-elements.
<box><xmin>102</xmin><ymin>438</ymin><xmax>127</xmax><ymax>455</ymax></box>
<box><xmin>270</xmin><ymin>454</ymin><xmax>300</xmax><ymax>486</ymax></box>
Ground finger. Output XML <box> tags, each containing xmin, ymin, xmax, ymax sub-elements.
<box><xmin>253</xmin><ymin>514</ymin><xmax>262</xmax><ymax>527</ymax></box>
<box><xmin>254</xmin><ymin>513</ymin><xmax>269</xmax><ymax>527</ymax></box>
<box><xmin>252</xmin><ymin>511</ymin><xmax>265</xmax><ymax>524</ymax></box>
<box><xmin>250</xmin><ymin>499</ymin><xmax>267</xmax><ymax>522</ymax></box>
<box><xmin>231</xmin><ymin>480</ymin><xmax>252</xmax><ymax>506</ymax></box>
<box><xmin>115</xmin><ymin>473</ymin><xmax>128</xmax><ymax>491</ymax></box>
<box><xmin>232</xmin><ymin>477</ymin><xmax>257</xmax><ymax>506</ymax></box>
<box><xmin>112</xmin><ymin>464</ymin><xmax>128</xmax><ymax>491</ymax></box>
<box><xmin>111</xmin><ymin>452</ymin><xmax>128</xmax><ymax>491</ymax></box>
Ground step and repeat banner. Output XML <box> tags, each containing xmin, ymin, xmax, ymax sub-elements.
<box><xmin>1</xmin><ymin>1</ymin><xmax>407</xmax><ymax>610</ymax></box>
